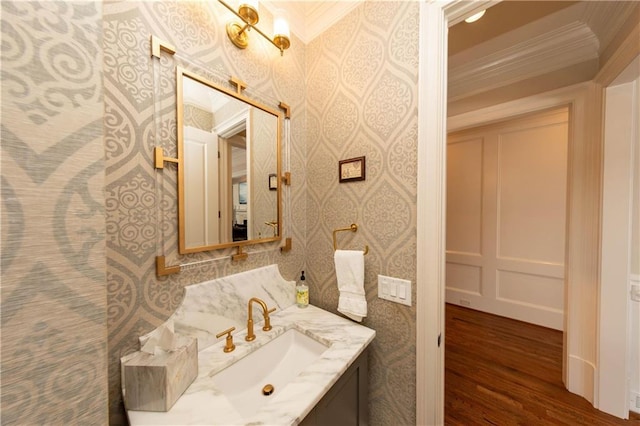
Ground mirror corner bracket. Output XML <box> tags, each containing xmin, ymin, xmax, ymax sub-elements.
<box><xmin>280</xmin><ymin>237</ymin><xmax>292</xmax><ymax>253</ymax></box>
<box><xmin>150</xmin><ymin>35</ymin><xmax>176</xmax><ymax>59</ymax></box>
<box><xmin>154</xmin><ymin>147</ymin><xmax>178</xmax><ymax>169</ymax></box>
<box><xmin>231</xmin><ymin>246</ymin><xmax>249</xmax><ymax>262</ymax></box>
<box><xmin>278</xmin><ymin>102</ymin><xmax>291</xmax><ymax>119</ymax></box>
<box><xmin>229</xmin><ymin>76</ymin><xmax>248</xmax><ymax>95</ymax></box>
<box><xmin>156</xmin><ymin>255</ymin><xmax>181</xmax><ymax>277</ymax></box>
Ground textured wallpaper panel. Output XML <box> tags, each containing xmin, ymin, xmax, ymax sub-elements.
<box><xmin>184</xmin><ymin>104</ymin><xmax>213</xmax><ymax>130</ymax></box>
<box><xmin>1</xmin><ymin>1</ymin><xmax>107</xmax><ymax>424</ymax></box>
<box><xmin>103</xmin><ymin>2</ymin><xmax>306</xmax><ymax>423</ymax></box>
<box><xmin>305</xmin><ymin>2</ymin><xmax>419</xmax><ymax>425</ymax></box>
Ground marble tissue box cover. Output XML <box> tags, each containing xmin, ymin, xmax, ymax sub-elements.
<box><xmin>140</xmin><ymin>264</ymin><xmax>296</xmax><ymax>353</ymax></box>
<box><xmin>121</xmin><ymin>335</ymin><xmax>198</xmax><ymax>412</ymax></box>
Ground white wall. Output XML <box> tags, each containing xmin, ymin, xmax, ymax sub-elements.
<box><xmin>446</xmin><ymin>108</ymin><xmax>568</xmax><ymax>330</ymax></box>
<box><xmin>599</xmin><ymin>56</ymin><xmax>639</xmax><ymax>416</ymax></box>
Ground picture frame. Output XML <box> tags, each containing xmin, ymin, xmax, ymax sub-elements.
<box><xmin>268</xmin><ymin>173</ymin><xmax>278</xmax><ymax>190</ymax></box>
<box><xmin>339</xmin><ymin>156</ymin><xmax>366</xmax><ymax>183</ymax></box>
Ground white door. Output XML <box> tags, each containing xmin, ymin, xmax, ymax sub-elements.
<box><xmin>446</xmin><ymin>108</ymin><xmax>569</xmax><ymax>330</ymax></box>
<box><xmin>184</xmin><ymin>126</ymin><xmax>219</xmax><ymax>247</ymax></box>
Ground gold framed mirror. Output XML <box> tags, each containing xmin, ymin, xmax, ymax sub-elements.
<box><xmin>176</xmin><ymin>67</ymin><xmax>282</xmax><ymax>254</ymax></box>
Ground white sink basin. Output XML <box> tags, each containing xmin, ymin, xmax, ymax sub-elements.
<box><xmin>211</xmin><ymin>328</ymin><xmax>329</xmax><ymax>418</ymax></box>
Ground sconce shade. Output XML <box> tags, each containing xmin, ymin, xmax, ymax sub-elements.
<box><xmin>273</xmin><ymin>9</ymin><xmax>291</xmax><ymax>51</ymax></box>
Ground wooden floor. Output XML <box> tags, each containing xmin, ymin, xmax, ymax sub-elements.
<box><xmin>445</xmin><ymin>304</ymin><xmax>640</xmax><ymax>425</ymax></box>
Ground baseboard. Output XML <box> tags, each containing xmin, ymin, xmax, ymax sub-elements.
<box><xmin>567</xmin><ymin>355</ymin><xmax>595</xmax><ymax>404</ymax></box>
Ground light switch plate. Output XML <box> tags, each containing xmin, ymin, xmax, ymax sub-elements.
<box><xmin>378</xmin><ymin>275</ymin><xmax>412</xmax><ymax>306</ymax></box>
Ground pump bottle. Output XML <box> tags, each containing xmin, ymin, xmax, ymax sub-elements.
<box><xmin>296</xmin><ymin>271</ymin><xmax>309</xmax><ymax>308</ymax></box>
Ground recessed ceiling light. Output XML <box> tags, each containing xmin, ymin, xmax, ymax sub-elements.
<box><xmin>465</xmin><ymin>10</ymin><xmax>486</xmax><ymax>23</ymax></box>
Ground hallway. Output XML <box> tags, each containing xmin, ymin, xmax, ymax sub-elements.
<box><xmin>445</xmin><ymin>304</ymin><xmax>640</xmax><ymax>425</ymax></box>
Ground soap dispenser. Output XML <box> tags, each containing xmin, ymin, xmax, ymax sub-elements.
<box><xmin>296</xmin><ymin>271</ymin><xmax>309</xmax><ymax>308</ymax></box>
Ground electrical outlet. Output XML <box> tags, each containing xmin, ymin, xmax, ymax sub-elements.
<box><xmin>631</xmin><ymin>284</ymin><xmax>640</xmax><ymax>302</ymax></box>
<box><xmin>632</xmin><ymin>391</ymin><xmax>640</xmax><ymax>413</ymax></box>
<box><xmin>378</xmin><ymin>275</ymin><xmax>411</xmax><ymax>307</ymax></box>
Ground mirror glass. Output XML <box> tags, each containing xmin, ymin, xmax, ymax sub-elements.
<box><xmin>177</xmin><ymin>68</ymin><xmax>281</xmax><ymax>253</ymax></box>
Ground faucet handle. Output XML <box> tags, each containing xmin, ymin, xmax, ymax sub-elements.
<box><xmin>263</xmin><ymin>307</ymin><xmax>276</xmax><ymax>331</ymax></box>
<box><xmin>215</xmin><ymin>326</ymin><xmax>236</xmax><ymax>353</ymax></box>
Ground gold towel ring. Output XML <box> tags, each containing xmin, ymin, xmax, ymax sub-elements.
<box><xmin>332</xmin><ymin>224</ymin><xmax>369</xmax><ymax>255</ymax></box>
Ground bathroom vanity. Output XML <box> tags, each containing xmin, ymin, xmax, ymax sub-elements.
<box><xmin>123</xmin><ymin>265</ymin><xmax>375</xmax><ymax>425</ymax></box>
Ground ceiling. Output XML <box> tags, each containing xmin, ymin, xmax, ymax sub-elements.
<box><xmin>448</xmin><ymin>1</ymin><xmax>579</xmax><ymax>56</ymax></box>
<box><xmin>261</xmin><ymin>1</ymin><xmax>638</xmax><ymax>110</ymax></box>
<box><xmin>447</xmin><ymin>1</ymin><xmax>639</xmax><ymax>111</ymax></box>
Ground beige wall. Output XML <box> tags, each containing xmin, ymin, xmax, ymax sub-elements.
<box><xmin>1</xmin><ymin>1</ymin><xmax>108</xmax><ymax>424</ymax></box>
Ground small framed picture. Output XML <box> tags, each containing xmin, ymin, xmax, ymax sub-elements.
<box><xmin>268</xmin><ymin>173</ymin><xmax>278</xmax><ymax>190</ymax></box>
<box><xmin>339</xmin><ymin>156</ymin><xmax>366</xmax><ymax>183</ymax></box>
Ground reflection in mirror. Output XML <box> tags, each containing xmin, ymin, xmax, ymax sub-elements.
<box><xmin>178</xmin><ymin>68</ymin><xmax>281</xmax><ymax>254</ymax></box>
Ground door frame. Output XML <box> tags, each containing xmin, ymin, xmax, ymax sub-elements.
<box><xmin>416</xmin><ymin>1</ymin><xmax>613</xmax><ymax>423</ymax></box>
<box><xmin>416</xmin><ymin>2</ymin><xmax>497</xmax><ymax>424</ymax></box>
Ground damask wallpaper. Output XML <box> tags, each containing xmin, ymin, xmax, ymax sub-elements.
<box><xmin>184</xmin><ymin>104</ymin><xmax>213</xmax><ymax>131</ymax></box>
<box><xmin>103</xmin><ymin>2</ymin><xmax>306</xmax><ymax>424</ymax></box>
<box><xmin>306</xmin><ymin>2</ymin><xmax>419</xmax><ymax>424</ymax></box>
<box><xmin>2</xmin><ymin>1</ymin><xmax>419</xmax><ymax>424</ymax></box>
<box><xmin>1</xmin><ymin>1</ymin><xmax>108</xmax><ymax>424</ymax></box>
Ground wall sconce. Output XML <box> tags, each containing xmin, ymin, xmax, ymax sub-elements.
<box><xmin>218</xmin><ymin>0</ymin><xmax>291</xmax><ymax>55</ymax></box>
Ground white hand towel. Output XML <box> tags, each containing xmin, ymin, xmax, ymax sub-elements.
<box><xmin>335</xmin><ymin>249</ymin><xmax>366</xmax><ymax>322</ymax></box>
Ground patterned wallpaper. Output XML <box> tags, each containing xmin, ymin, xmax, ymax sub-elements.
<box><xmin>306</xmin><ymin>2</ymin><xmax>419</xmax><ymax>424</ymax></box>
<box><xmin>103</xmin><ymin>1</ymin><xmax>306</xmax><ymax>424</ymax></box>
<box><xmin>2</xmin><ymin>1</ymin><xmax>419</xmax><ymax>424</ymax></box>
<box><xmin>184</xmin><ymin>104</ymin><xmax>213</xmax><ymax>131</ymax></box>
<box><xmin>1</xmin><ymin>1</ymin><xmax>107</xmax><ymax>424</ymax></box>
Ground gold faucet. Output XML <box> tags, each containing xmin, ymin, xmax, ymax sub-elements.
<box><xmin>245</xmin><ymin>297</ymin><xmax>276</xmax><ymax>342</ymax></box>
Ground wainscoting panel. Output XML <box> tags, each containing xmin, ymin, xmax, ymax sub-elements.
<box><xmin>446</xmin><ymin>108</ymin><xmax>568</xmax><ymax>330</ymax></box>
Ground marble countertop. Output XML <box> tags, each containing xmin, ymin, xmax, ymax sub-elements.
<box><xmin>126</xmin><ymin>304</ymin><xmax>376</xmax><ymax>425</ymax></box>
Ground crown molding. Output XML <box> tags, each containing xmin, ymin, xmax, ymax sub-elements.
<box><xmin>595</xmin><ymin>20</ymin><xmax>640</xmax><ymax>87</ymax></box>
<box><xmin>448</xmin><ymin>20</ymin><xmax>599</xmax><ymax>101</ymax></box>
<box><xmin>260</xmin><ymin>1</ymin><xmax>363</xmax><ymax>45</ymax></box>
<box><xmin>582</xmin><ymin>1</ymin><xmax>639</xmax><ymax>55</ymax></box>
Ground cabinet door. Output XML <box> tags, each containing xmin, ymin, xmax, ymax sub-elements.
<box><xmin>301</xmin><ymin>350</ymin><xmax>368</xmax><ymax>426</ymax></box>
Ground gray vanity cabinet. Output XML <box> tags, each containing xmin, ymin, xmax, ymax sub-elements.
<box><xmin>300</xmin><ymin>348</ymin><xmax>369</xmax><ymax>426</ymax></box>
